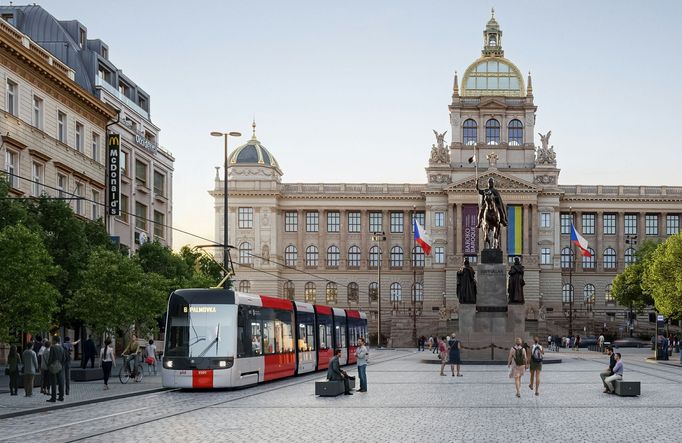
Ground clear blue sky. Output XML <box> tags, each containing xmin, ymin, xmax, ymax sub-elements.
<box><xmin>34</xmin><ymin>0</ymin><xmax>682</xmax><ymax>248</ymax></box>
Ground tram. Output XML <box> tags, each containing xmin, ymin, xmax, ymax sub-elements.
<box><xmin>162</xmin><ymin>288</ymin><xmax>367</xmax><ymax>389</ymax></box>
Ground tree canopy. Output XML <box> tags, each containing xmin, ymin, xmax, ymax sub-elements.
<box><xmin>610</xmin><ymin>240</ymin><xmax>657</xmax><ymax>311</ymax></box>
<box><xmin>642</xmin><ymin>234</ymin><xmax>682</xmax><ymax>319</ymax></box>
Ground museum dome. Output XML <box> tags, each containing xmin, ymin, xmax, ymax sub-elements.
<box><xmin>228</xmin><ymin>121</ymin><xmax>280</xmax><ymax>171</ymax></box>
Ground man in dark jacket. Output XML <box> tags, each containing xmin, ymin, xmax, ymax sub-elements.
<box><xmin>599</xmin><ymin>346</ymin><xmax>616</xmax><ymax>393</ymax></box>
<box><xmin>47</xmin><ymin>336</ymin><xmax>66</xmax><ymax>402</ymax></box>
<box><xmin>327</xmin><ymin>349</ymin><xmax>352</xmax><ymax>395</ymax></box>
<box><xmin>81</xmin><ymin>336</ymin><xmax>97</xmax><ymax>369</ymax></box>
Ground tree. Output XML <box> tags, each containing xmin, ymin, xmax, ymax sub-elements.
<box><xmin>0</xmin><ymin>224</ymin><xmax>60</xmax><ymax>342</ymax></box>
<box><xmin>178</xmin><ymin>246</ymin><xmax>224</xmax><ymax>284</ymax></box>
<box><xmin>611</xmin><ymin>240</ymin><xmax>657</xmax><ymax>312</ymax></box>
<box><xmin>642</xmin><ymin>234</ymin><xmax>682</xmax><ymax>318</ymax></box>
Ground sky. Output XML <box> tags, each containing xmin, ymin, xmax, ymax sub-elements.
<box><xmin>32</xmin><ymin>0</ymin><xmax>682</xmax><ymax>249</ymax></box>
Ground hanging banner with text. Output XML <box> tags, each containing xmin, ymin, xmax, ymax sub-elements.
<box><xmin>106</xmin><ymin>133</ymin><xmax>120</xmax><ymax>216</ymax></box>
<box><xmin>507</xmin><ymin>205</ymin><xmax>523</xmax><ymax>256</ymax></box>
<box><xmin>462</xmin><ymin>204</ymin><xmax>478</xmax><ymax>254</ymax></box>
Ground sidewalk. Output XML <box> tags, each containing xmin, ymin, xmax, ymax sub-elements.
<box><xmin>0</xmin><ymin>359</ymin><xmax>165</xmax><ymax>419</ymax></box>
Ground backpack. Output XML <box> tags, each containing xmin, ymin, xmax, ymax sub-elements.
<box><xmin>513</xmin><ymin>347</ymin><xmax>525</xmax><ymax>366</ymax></box>
<box><xmin>531</xmin><ymin>345</ymin><xmax>543</xmax><ymax>363</ymax></box>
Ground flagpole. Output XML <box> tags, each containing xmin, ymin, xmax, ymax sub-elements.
<box><xmin>412</xmin><ymin>206</ymin><xmax>417</xmax><ymax>348</ymax></box>
<box><xmin>569</xmin><ymin>207</ymin><xmax>574</xmax><ymax>338</ymax></box>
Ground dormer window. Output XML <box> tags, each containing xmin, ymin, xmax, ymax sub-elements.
<box><xmin>79</xmin><ymin>28</ymin><xmax>86</xmax><ymax>48</ymax></box>
<box><xmin>101</xmin><ymin>46</ymin><xmax>108</xmax><ymax>59</ymax></box>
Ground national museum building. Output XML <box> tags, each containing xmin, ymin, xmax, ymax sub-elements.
<box><xmin>210</xmin><ymin>14</ymin><xmax>681</xmax><ymax>344</ymax></box>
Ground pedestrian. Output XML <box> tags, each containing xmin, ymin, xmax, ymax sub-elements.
<box><xmin>327</xmin><ymin>348</ymin><xmax>353</xmax><ymax>395</ymax></box>
<box><xmin>428</xmin><ymin>336</ymin><xmax>434</xmax><ymax>352</ymax></box>
<box><xmin>47</xmin><ymin>336</ymin><xmax>66</xmax><ymax>402</ymax></box>
<box><xmin>82</xmin><ymin>336</ymin><xmax>97</xmax><ymax>369</ymax></box>
<box><xmin>528</xmin><ymin>336</ymin><xmax>544</xmax><ymax>396</ymax></box>
<box><xmin>39</xmin><ymin>340</ymin><xmax>51</xmax><ymax>395</ymax></box>
<box><xmin>61</xmin><ymin>336</ymin><xmax>79</xmax><ymax>396</ymax></box>
<box><xmin>122</xmin><ymin>333</ymin><xmax>141</xmax><ymax>378</ymax></box>
<box><xmin>604</xmin><ymin>353</ymin><xmax>623</xmax><ymax>394</ymax></box>
<box><xmin>599</xmin><ymin>346</ymin><xmax>616</xmax><ymax>393</ymax></box>
<box><xmin>356</xmin><ymin>337</ymin><xmax>368</xmax><ymax>392</ymax></box>
<box><xmin>547</xmin><ymin>335</ymin><xmax>552</xmax><ymax>351</ymax></box>
<box><xmin>100</xmin><ymin>337</ymin><xmax>116</xmax><ymax>390</ymax></box>
<box><xmin>21</xmin><ymin>342</ymin><xmax>38</xmax><ymax>397</ymax></box>
<box><xmin>6</xmin><ymin>345</ymin><xmax>20</xmax><ymax>395</ymax></box>
<box><xmin>598</xmin><ymin>334</ymin><xmax>605</xmax><ymax>353</ymax></box>
<box><xmin>438</xmin><ymin>336</ymin><xmax>448</xmax><ymax>376</ymax></box>
<box><xmin>448</xmin><ymin>333</ymin><xmax>462</xmax><ymax>377</ymax></box>
<box><xmin>574</xmin><ymin>335</ymin><xmax>581</xmax><ymax>351</ymax></box>
<box><xmin>145</xmin><ymin>339</ymin><xmax>157</xmax><ymax>375</ymax></box>
<box><xmin>507</xmin><ymin>337</ymin><xmax>527</xmax><ymax>398</ymax></box>
<box><xmin>432</xmin><ymin>335</ymin><xmax>438</xmax><ymax>354</ymax></box>
<box><xmin>33</xmin><ymin>335</ymin><xmax>43</xmax><ymax>360</ymax></box>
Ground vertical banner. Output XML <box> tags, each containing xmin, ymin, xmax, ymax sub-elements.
<box><xmin>462</xmin><ymin>204</ymin><xmax>478</xmax><ymax>255</ymax></box>
<box><xmin>507</xmin><ymin>205</ymin><xmax>523</xmax><ymax>256</ymax></box>
<box><xmin>107</xmin><ymin>133</ymin><xmax>120</xmax><ymax>216</ymax></box>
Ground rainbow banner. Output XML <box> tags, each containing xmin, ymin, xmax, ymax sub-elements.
<box><xmin>507</xmin><ymin>205</ymin><xmax>523</xmax><ymax>256</ymax></box>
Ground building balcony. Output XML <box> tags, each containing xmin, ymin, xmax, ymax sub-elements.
<box><xmin>95</xmin><ymin>76</ymin><xmax>149</xmax><ymax>120</ymax></box>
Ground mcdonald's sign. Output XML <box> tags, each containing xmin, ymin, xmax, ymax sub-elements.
<box><xmin>107</xmin><ymin>133</ymin><xmax>121</xmax><ymax>216</ymax></box>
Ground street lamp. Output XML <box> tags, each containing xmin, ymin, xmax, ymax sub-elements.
<box><xmin>372</xmin><ymin>231</ymin><xmax>386</xmax><ymax>347</ymax></box>
<box><xmin>211</xmin><ymin>130</ymin><xmax>242</xmax><ymax>285</ymax></box>
<box><xmin>625</xmin><ymin>234</ymin><xmax>638</xmax><ymax>337</ymax></box>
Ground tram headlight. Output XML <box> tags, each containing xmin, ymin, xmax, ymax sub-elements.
<box><xmin>165</xmin><ymin>360</ymin><xmax>173</xmax><ymax>368</ymax></box>
<box><xmin>219</xmin><ymin>360</ymin><xmax>227</xmax><ymax>368</ymax></box>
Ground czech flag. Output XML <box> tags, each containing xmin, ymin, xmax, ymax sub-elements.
<box><xmin>570</xmin><ymin>223</ymin><xmax>592</xmax><ymax>257</ymax></box>
<box><xmin>414</xmin><ymin>220</ymin><xmax>433</xmax><ymax>255</ymax></box>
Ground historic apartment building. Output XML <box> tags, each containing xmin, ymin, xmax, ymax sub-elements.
<box><xmin>0</xmin><ymin>5</ymin><xmax>174</xmax><ymax>250</ymax></box>
<box><xmin>0</xmin><ymin>16</ymin><xmax>116</xmax><ymax>219</ymax></box>
<box><xmin>211</xmin><ymin>14</ymin><xmax>681</xmax><ymax>344</ymax></box>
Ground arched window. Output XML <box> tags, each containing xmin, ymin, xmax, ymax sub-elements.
<box><xmin>304</xmin><ymin>282</ymin><xmax>316</xmax><ymax>303</ymax></box>
<box><xmin>326</xmin><ymin>245</ymin><xmax>340</xmax><ymax>268</ymax></box>
<box><xmin>347</xmin><ymin>282</ymin><xmax>359</xmax><ymax>303</ymax></box>
<box><xmin>485</xmin><ymin>119</ymin><xmax>500</xmax><ymax>145</ymax></box>
<box><xmin>368</xmin><ymin>282</ymin><xmax>378</xmax><ymax>303</ymax></box>
<box><xmin>390</xmin><ymin>246</ymin><xmax>403</xmax><ymax>267</ymax></box>
<box><xmin>582</xmin><ymin>248</ymin><xmax>596</xmax><ymax>269</ymax></box>
<box><xmin>605</xmin><ymin>283</ymin><xmax>614</xmax><ymax>303</ymax></box>
<box><xmin>283</xmin><ymin>280</ymin><xmax>295</xmax><ymax>300</ymax></box>
<box><xmin>583</xmin><ymin>284</ymin><xmax>596</xmax><ymax>305</ymax></box>
<box><xmin>369</xmin><ymin>245</ymin><xmax>380</xmax><ymax>268</ymax></box>
<box><xmin>412</xmin><ymin>282</ymin><xmax>424</xmax><ymax>302</ymax></box>
<box><xmin>305</xmin><ymin>245</ymin><xmax>319</xmax><ymax>267</ymax></box>
<box><xmin>560</xmin><ymin>247</ymin><xmax>573</xmax><ymax>269</ymax></box>
<box><xmin>412</xmin><ymin>245</ymin><xmax>425</xmax><ymax>267</ymax></box>
<box><xmin>624</xmin><ymin>247</ymin><xmax>636</xmax><ymax>266</ymax></box>
<box><xmin>326</xmin><ymin>282</ymin><xmax>337</xmax><ymax>304</ymax></box>
<box><xmin>603</xmin><ymin>248</ymin><xmax>616</xmax><ymax>270</ymax></box>
<box><xmin>463</xmin><ymin>119</ymin><xmax>477</xmax><ymax>145</ymax></box>
<box><xmin>348</xmin><ymin>245</ymin><xmax>361</xmax><ymax>268</ymax></box>
<box><xmin>284</xmin><ymin>245</ymin><xmax>297</xmax><ymax>266</ymax></box>
<box><xmin>390</xmin><ymin>282</ymin><xmax>402</xmax><ymax>302</ymax></box>
<box><xmin>238</xmin><ymin>280</ymin><xmax>251</xmax><ymax>292</ymax></box>
<box><xmin>508</xmin><ymin>119</ymin><xmax>523</xmax><ymax>146</ymax></box>
<box><xmin>562</xmin><ymin>283</ymin><xmax>574</xmax><ymax>303</ymax></box>
<box><xmin>239</xmin><ymin>242</ymin><xmax>252</xmax><ymax>264</ymax></box>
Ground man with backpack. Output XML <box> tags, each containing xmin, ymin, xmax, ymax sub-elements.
<box><xmin>529</xmin><ymin>336</ymin><xmax>544</xmax><ymax>396</ymax></box>
<box><xmin>507</xmin><ymin>337</ymin><xmax>528</xmax><ymax>398</ymax></box>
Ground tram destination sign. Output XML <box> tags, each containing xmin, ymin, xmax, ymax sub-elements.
<box><xmin>107</xmin><ymin>133</ymin><xmax>121</xmax><ymax>216</ymax></box>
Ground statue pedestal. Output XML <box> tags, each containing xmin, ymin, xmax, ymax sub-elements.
<box><xmin>476</xmin><ymin>249</ymin><xmax>507</xmax><ymax>312</ymax></box>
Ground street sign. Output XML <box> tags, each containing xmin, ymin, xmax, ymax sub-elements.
<box><xmin>657</xmin><ymin>314</ymin><xmax>664</xmax><ymax>322</ymax></box>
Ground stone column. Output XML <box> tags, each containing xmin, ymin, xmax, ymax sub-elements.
<box><xmin>448</xmin><ymin>203</ymin><xmax>456</xmax><ymax>256</ymax></box>
<box><xmin>530</xmin><ymin>204</ymin><xmax>538</xmax><ymax>256</ymax></box>
<box><xmin>617</xmin><ymin>211</ymin><xmax>624</xmax><ymax>272</ymax></box>
<box><xmin>522</xmin><ymin>203</ymin><xmax>530</xmax><ymax>256</ymax></box>
<box><xmin>455</xmin><ymin>203</ymin><xmax>462</xmax><ymax>255</ymax></box>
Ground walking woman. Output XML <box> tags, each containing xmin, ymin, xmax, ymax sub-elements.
<box><xmin>438</xmin><ymin>336</ymin><xmax>448</xmax><ymax>376</ymax></box>
<box><xmin>7</xmin><ymin>345</ymin><xmax>20</xmax><ymax>395</ymax></box>
<box><xmin>100</xmin><ymin>337</ymin><xmax>116</xmax><ymax>390</ymax></box>
<box><xmin>508</xmin><ymin>337</ymin><xmax>528</xmax><ymax>398</ymax></box>
<box><xmin>39</xmin><ymin>340</ymin><xmax>51</xmax><ymax>395</ymax></box>
<box><xmin>448</xmin><ymin>334</ymin><xmax>463</xmax><ymax>377</ymax></box>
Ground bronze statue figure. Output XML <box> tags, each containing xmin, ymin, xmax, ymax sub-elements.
<box><xmin>508</xmin><ymin>257</ymin><xmax>525</xmax><ymax>304</ymax></box>
<box><xmin>456</xmin><ymin>258</ymin><xmax>477</xmax><ymax>304</ymax></box>
<box><xmin>477</xmin><ymin>177</ymin><xmax>507</xmax><ymax>249</ymax></box>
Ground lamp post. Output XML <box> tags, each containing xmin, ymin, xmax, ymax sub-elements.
<box><xmin>210</xmin><ymin>130</ymin><xmax>242</xmax><ymax>285</ymax></box>
<box><xmin>625</xmin><ymin>234</ymin><xmax>638</xmax><ymax>337</ymax></box>
<box><xmin>372</xmin><ymin>231</ymin><xmax>386</xmax><ymax>347</ymax></box>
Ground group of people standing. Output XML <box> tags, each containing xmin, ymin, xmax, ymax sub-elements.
<box><xmin>436</xmin><ymin>334</ymin><xmax>462</xmax><ymax>377</ymax></box>
<box><xmin>326</xmin><ymin>337</ymin><xmax>369</xmax><ymax>395</ymax></box>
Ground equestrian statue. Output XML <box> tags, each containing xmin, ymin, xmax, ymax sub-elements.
<box><xmin>476</xmin><ymin>177</ymin><xmax>507</xmax><ymax>250</ymax></box>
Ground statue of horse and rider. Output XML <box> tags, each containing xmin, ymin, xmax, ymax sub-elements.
<box><xmin>476</xmin><ymin>177</ymin><xmax>507</xmax><ymax>250</ymax></box>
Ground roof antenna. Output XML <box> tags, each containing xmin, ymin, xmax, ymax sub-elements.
<box><xmin>251</xmin><ymin>115</ymin><xmax>257</xmax><ymax>139</ymax></box>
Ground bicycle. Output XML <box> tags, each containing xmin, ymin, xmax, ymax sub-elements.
<box><xmin>119</xmin><ymin>354</ymin><xmax>144</xmax><ymax>384</ymax></box>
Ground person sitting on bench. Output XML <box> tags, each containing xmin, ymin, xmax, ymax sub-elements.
<box><xmin>327</xmin><ymin>348</ymin><xmax>352</xmax><ymax>395</ymax></box>
<box><xmin>604</xmin><ymin>352</ymin><xmax>623</xmax><ymax>394</ymax></box>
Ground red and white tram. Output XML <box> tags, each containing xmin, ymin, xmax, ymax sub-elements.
<box><xmin>162</xmin><ymin>288</ymin><xmax>367</xmax><ymax>389</ymax></box>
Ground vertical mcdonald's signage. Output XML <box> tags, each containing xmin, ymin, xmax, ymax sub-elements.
<box><xmin>107</xmin><ymin>133</ymin><xmax>120</xmax><ymax>216</ymax></box>
<box><xmin>462</xmin><ymin>204</ymin><xmax>478</xmax><ymax>254</ymax></box>
<box><xmin>507</xmin><ymin>205</ymin><xmax>523</xmax><ymax>256</ymax></box>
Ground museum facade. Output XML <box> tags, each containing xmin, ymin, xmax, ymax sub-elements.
<box><xmin>210</xmin><ymin>14</ymin><xmax>681</xmax><ymax>345</ymax></box>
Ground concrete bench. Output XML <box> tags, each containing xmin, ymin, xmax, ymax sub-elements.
<box><xmin>70</xmin><ymin>367</ymin><xmax>103</xmax><ymax>381</ymax></box>
<box><xmin>315</xmin><ymin>378</ymin><xmax>356</xmax><ymax>397</ymax></box>
<box><xmin>614</xmin><ymin>380</ymin><xmax>640</xmax><ymax>397</ymax></box>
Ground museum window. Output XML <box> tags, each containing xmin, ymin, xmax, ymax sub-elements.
<box><xmin>368</xmin><ymin>282</ymin><xmax>378</xmax><ymax>303</ymax></box>
<box><xmin>6</xmin><ymin>79</ymin><xmax>17</xmax><ymax>116</ymax></box>
<box><xmin>75</xmin><ymin>122</ymin><xmax>84</xmax><ymax>152</ymax></box>
<box><xmin>369</xmin><ymin>245</ymin><xmax>380</xmax><ymax>268</ymax></box>
<box><xmin>31</xmin><ymin>162</ymin><xmax>44</xmax><ymax>197</ymax></box>
<box><xmin>508</xmin><ymin>119</ymin><xmax>523</xmax><ymax>146</ymax></box>
<box><xmin>33</xmin><ymin>96</ymin><xmax>43</xmax><ymax>130</ymax></box>
<box><xmin>540</xmin><ymin>212</ymin><xmax>551</xmax><ymax>228</ymax></box>
<box><xmin>390</xmin><ymin>282</ymin><xmax>402</xmax><ymax>302</ymax></box>
<box><xmin>624</xmin><ymin>214</ymin><xmax>637</xmax><ymax>235</ymax></box>
<box><xmin>560</xmin><ymin>247</ymin><xmax>573</xmax><ymax>269</ymax></box>
<box><xmin>540</xmin><ymin>248</ymin><xmax>551</xmax><ymax>265</ymax></box>
<box><xmin>412</xmin><ymin>282</ymin><xmax>424</xmax><ymax>302</ymax></box>
<box><xmin>284</xmin><ymin>281</ymin><xmax>295</xmax><ymax>300</ymax></box>
<box><xmin>389</xmin><ymin>246</ymin><xmax>404</xmax><ymax>268</ymax></box>
<box><xmin>305</xmin><ymin>245</ymin><xmax>319</xmax><ymax>267</ymax></box>
<box><xmin>369</xmin><ymin>211</ymin><xmax>382</xmax><ymax>233</ymax></box>
<box><xmin>284</xmin><ymin>245</ymin><xmax>297</xmax><ymax>266</ymax></box>
<box><xmin>4</xmin><ymin>149</ymin><xmax>18</xmax><ymax>188</ymax></box>
<box><xmin>560</xmin><ymin>213</ymin><xmax>573</xmax><ymax>234</ymax></box>
<box><xmin>434</xmin><ymin>211</ymin><xmax>445</xmax><ymax>227</ymax></box>
<box><xmin>562</xmin><ymin>283</ymin><xmax>574</xmax><ymax>303</ymax></box>
<box><xmin>304</xmin><ymin>282</ymin><xmax>316</xmax><ymax>303</ymax></box>
<box><xmin>412</xmin><ymin>246</ymin><xmax>425</xmax><ymax>268</ymax></box>
<box><xmin>348</xmin><ymin>245</ymin><xmax>361</xmax><ymax>268</ymax></box>
<box><xmin>582</xmin><ymin>213</ymin><xmax>595</xmax><ymax>235</ymax></box>
<box><xmin>305</xmin><ymin>211</ymin><xmax>319</xmax><ymax>232</ymax></box>
<box><xmin>666</xmin><ymin>214</ymin><xmax>680</xmax><ymax>235</ymax></box>
<box><xmin>347</xmin><ymin>282</ymin><xmax>359</xmax><ymax>303</ymax></box>
<box><xmin>411</xmin><ymin>212</ymin><xmax>425</xmax><ymax>232</ymax></box>
<box><xmin>434</xmin><ymin>246</ymin><xmax>445</xmax><ymax>264</ymax></box>
<box><xmin>284</xmin><ymin>211</ymin><xmax>298</xmax><ymax>232</ymax></box>
<box><xmin>390</xmin><ymin>212</ymin><xmax>404</xmax><ymax>233</ymax></box>
<box><xmin>135</xmin><ymin>201</ymin><xmax>147</xmax><ymax>230</ymax></box>
<box><xmin>327</xmin><ymin>211</ymin><xmax>340</xmax><ymax>232</ymax></box>
<box><xmin>465</xmin><ymin>255</ymin><xmax>477</xmax><ymax>264</ymax></box>
<box><xmin>463</xmin><ymin>119</ymin><xmax>477</xmax><ymax>145</ymax></box>
<box><xmin>326</xmin><ymin>283</ymin><xmax>338</xmax><ymax>304</ymax></box>
<box><xmin>645</xmin><ymin>214</ymin><xmax>658</xmax><ymax>236</ymax></box>
<box><xmin>624</xmin><ymin>247</ymin><xmax>636</xmax><ymax>267</ymax></box>
<box><xmin>239</xmin><ymin>242</ymin><xmax>253</xmax><ymax>265</ymax></box>
<box><xmin>603</xmin><ymin>213</ymin><xmax>616</xmax><ymax>235</ymax></box>
<box><xmin>348</xmin><ymin>211</ymin><xmax>361</xmax><ymax>233</ymax></box>
<box><xmin>582</xmin><ymin>248</ymin><xmax>596</xmax><ymax>270</ymax></box>
<box><xmin>583</xmin><ymin>284</ymin><xmax>596</xmax><ymax>306</ymax></box>
<box><xmin>326</xmin><ymin>245</ymin><xmax>340</xmax><ymax>268</ymax></box>
<box><xmin>57</xmin><ymin>111</ymin><xmax>67</xmax><ymax>143</ymax></box>
<box><xmin>238</xmin><ymin>207</ymin><xmax>253</xmax><ymax>229</ymax></box>
<box><xmin>603</xmin><ymin>248</ymin><xmax>616</xmax><ymax>269</ymax></box>
<box><xmin>485</xmin><ymin>119</ymin><xmax>500</xmax><ymax>145</ymax></box>
<box><xmin>605</xmin><ymin>283</ymin><xmax>614</xmax><ymax>303</ymax></box>
<box><xmin>239</xmin><ymin>280</ymin><xmax>251</xmax><ymax>292</ymax></box>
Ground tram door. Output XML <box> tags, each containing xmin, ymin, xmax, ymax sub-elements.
<box><xmin>315</xmin><ymin>306</ymin><xmax>333</xmax><ymax>370</ymax></box>
<box><xmin>332</xmin><ymin>308</ymin><xmax>348</xmax><ymax>365</ymax></box>
<box><xmin>294</xmin><ymin>302</ymin><xmax>316</xmax><ymax>374</ymax></box>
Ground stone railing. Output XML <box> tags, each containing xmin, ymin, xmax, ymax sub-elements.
<box><xmin>560</xmin><ymin>184</ymin><xmax>682</xmax><ymax>198</ymax></box>
<box><xmin>282</xmin><ymin>183</ymin><xmax>426</xmax><ymax>195</ymax></box>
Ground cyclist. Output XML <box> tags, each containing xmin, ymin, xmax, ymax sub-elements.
<box><xmin>121</xmin><ymin>333</ymin><xmax>142</xmax><ymax>380</ymax></box>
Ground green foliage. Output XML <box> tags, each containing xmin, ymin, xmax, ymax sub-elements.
<box><xmin>611</xmin><ymin>240</ymin><xmax>657</xmax><ymax>311</ymax></box>
<box><xmin>0</xmin><ymin>224</ymin><xmax>60</xmax><ymax>342</ymax></box>
<box><xmin>178</xmin><ymin>245</ymin><xmax>225</xmax><ymax>283</ymax></box>
<box><xmin>138</xmin><ymin>241</ymin><xmax>189</xmax><ymax>280</ymax></box>
<box><xmin>642</xmin><ymin>234</ymin><xmax>682</xmax><ymax>318</ymax></box>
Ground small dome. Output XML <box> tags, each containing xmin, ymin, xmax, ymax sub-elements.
<box><xmin>228</xmin><ymin>124</ymin><xmax>279</xmax><ymax>170</ymax></box>
<box><xmin>461</xmin><ymin>57</ymin><xmax>525</xmax><ymax>97</ymax></box>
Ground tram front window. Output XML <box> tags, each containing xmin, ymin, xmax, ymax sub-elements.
<box><xmin>165</xmin><ymin>304</ymin><xmax>236</xmax><ymax>358</ymax></box>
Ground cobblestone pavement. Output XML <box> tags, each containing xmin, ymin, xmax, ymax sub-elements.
<box><xmin>0</xmin><ymin>349</ymin><xmax>679</xmax><ymax>442</ymax></box>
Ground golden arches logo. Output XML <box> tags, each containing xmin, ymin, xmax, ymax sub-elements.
<box><xmin>108</xmin><ymin>135</ymin><xmax>120</xmax><ymax>145</ymax></box>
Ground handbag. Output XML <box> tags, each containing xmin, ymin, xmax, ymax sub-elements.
<box><xmin>48</xmin><ymin>360</ymin><xmax>62</xmax><ymax>375</ymax></box>
<box><xmin>145</xmin><ymin>356</ymin><xmax>155</xmax><ymax>365</ymax></box>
